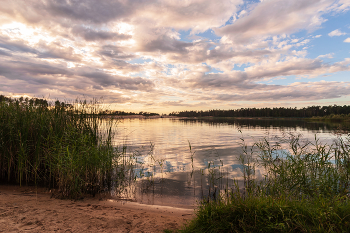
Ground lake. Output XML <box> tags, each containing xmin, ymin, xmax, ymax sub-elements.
<box><xmin>110</xmin><ymin>117</ymin><xmax>348</xmax><ymax>208</ymax></box>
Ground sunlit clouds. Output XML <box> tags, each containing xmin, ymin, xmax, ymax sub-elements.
<box><xmin>0</xmin><ymin>0</ymin><xmax>350</xmax><ymax>113</ymax></box>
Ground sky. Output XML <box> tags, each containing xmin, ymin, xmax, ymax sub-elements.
<box><xmin>0</xmin><ymin>0</ymin><xmax>350</xmax><ymax>114</ymax></box>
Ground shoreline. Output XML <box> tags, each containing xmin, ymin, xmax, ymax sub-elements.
<box><xmin>99</xmin><ymin>115</ymin><xmax>180</xmax><ymax>119</ymax></box>
<box><xmin>99</xmin><ymin>115</ymin><xmax>308</xmax><ymax>120</ymax></box>
<box><xmin>0</xmin><ymin>185</ymin><xmax>194</xmax><ymax>233</ymax></box>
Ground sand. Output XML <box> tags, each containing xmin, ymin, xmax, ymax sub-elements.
<box><xmin>0</xmin><ymin>185</ymin><xmax>194</xmax><ymax>233</ymax></box>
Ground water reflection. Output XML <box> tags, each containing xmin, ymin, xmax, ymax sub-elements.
<box><xmin>111</xmin><ymin>118</ymin><xmax>346</xmax><ymax>208</ymax></box>
<box><xmin>179</xmin><ymin>118</ymin><xmax>350</xmax><ymax>132</ymax></box>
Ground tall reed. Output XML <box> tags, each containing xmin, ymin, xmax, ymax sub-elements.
<box><xmin>0</xmin><ymin>97</ymin><xmax>117</xmax><ymax>199</ymax></box>
<box><xmin>256</xmin><ymin>133</ymin><xmax>350</xmax><ymax>199</ymax></box>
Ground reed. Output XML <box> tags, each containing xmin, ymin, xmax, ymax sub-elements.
<box><xmin>178</xmin><ymin>133</ymin><xmax>350</xmax><ymax>232</ymax></box>
<box><xmin>0</xmin><ymin>97</ymin><xmax>117</xmax><ymax>199</ymax></box>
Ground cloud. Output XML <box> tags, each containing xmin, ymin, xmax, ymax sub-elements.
<box><xmin>158</xmin><ymin>100</ymin><xmax>186</xmax><ymax>107</ymax></box>
<box><xmin>328</xmin><ymin>29</ymin><xmax>347</xmax><ymax>37</ymax></box>
<box><xmin>0</xmin><ymin>0</ymin><xmax>241</xmax><ymax>33</ymax></box>
<box><xmin>0</xmin><ymin>56</ymin><xmax>154</xmax><ymax>95</ymax></box>
<box><xmin>335</xmin><ymin>0</ymin><xmax>350</xmax><ymax>12</ymax></box>
<box><xmin>36</xmin><ymin>41</ymin><xmax>83</xmax><ymax>61</ymax></box>
<box><xmin>182</xmin><ymin>58</ymin><xmax>350</xmax><ymax>91</ymax></box>
<box><xmin>344</xmin><ymin>38</ymin><xmax>350</xmax><ymax>43</ymax></box>
<box><xmin>71</xmin><ymin>26</ymin><xmax>131</xmax><ymax>41</ymax></box>
<box><xmin>317</xmin><ymin>53</ymin><xmax>333</xmax><ymax>59</ymax></box>
<box><xmin>215</xmin><ymin>0</ymin><xmax>334</xmax><ymax>43</ymax></box>
<box><xmin>139</xmin><ymin>35</ymin><xmax>193</xmax><ymax>54</ymax></box>
<box><xmin>212</xmin><ymin>81</ymin><xmax>350</xmax><ymax>101</ymax></box>
<box><xmin>78</xmin><ymin>68</ymin><xmax>155</xmax><ymax>91</ymax></box>
<box><xmin>0</xmin><ymin>49</ymin><xmax>12</xmax><ymax>57</ymax></box>
<box><xmin>97</xmin><ymin>45</ymin><xmax>136</xmax><ymax>60</ymax></box>
<box><xmin>0</xmin><ymin>35</ymin><xmax>38</xmax><ymax>54</ymax></box>
<box><xmin>37</xmin><ymin>0</ymin><xmax>134</xmax><ymax>24</ymax></box>
<box><xmin>244</xmin><ymin>58</ymin><xmax>350</xmax><ymax>80</ymax></box>
<box><xmin>132</xmin><ymin>0</ymin><xmax>242</xmax><ymax>33</ymax></box>
<box><xmin>0</xmin><ymin>60</ymin><xmax>70</xmax><ymax>80</ymax></box>
<box><xmin>0</xmin><ymin>35</ymin><xmax>82</xmax><ymax>61</ymax></box>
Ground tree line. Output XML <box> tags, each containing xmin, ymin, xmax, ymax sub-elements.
<box><xmin>0</xmin><ymin>95</ymin><xmax>50</xmax><ymax>107</ymax></box>
<box><xmin>0</xmin><ymin>95</ymin><xmax>159</xmax><ymax>116</ymax></box>
<box><xmin>169</xmin><ymin>105</ymin><xmax>350</xmax><ymax>118</ymax></box>
<box><xmin>99</xmin><ymin>110</ymin><xmax>159</xmax><ymax>117</ymax></box>
<box><xmin>2</xmin><ymin>95</ymin><xmax>348</xmax><ymax>118</ymax></box>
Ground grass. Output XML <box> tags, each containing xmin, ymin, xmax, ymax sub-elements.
<box><xmin>309</xmin><ymin>114</ymin><xmax>350</xmax><ymax>122</ymax></box>
<box><xmin>174</xmin><ymin>132</ymin><xmax>350</xmax><ymax>232</ymax></box>
<box><xmin>181</xmin><ymin>195</ymin><xmax>350</xmax><ymax>232</ymax></box>
<box><xmin>0</xmin><ymin>97</ymin><xmax>118</xmax><ymax>199</ymax></box>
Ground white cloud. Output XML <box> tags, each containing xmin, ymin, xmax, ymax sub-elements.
<box><xmin>215</xmin><ymin>0</ymin><xmax>334</xmax><ymax>44</ymax></box>
<box><xmin>328</xmin><ymin>29</ymin><xmax>347</xmax><ymax>37</ymax></box>
<box><xmin>344</xmin><ymin>38</ymin><xmax>350</xmax><ymax>43</ymax></box>
<box><xmin>317</xmin><ymin>53</ymin><xmax>333</xmax><ymax>59</ymax></box>
<box><xmin>335</xmin><ymin>0</ymin><xmax>350</xmax><ymax>12</ymax></box>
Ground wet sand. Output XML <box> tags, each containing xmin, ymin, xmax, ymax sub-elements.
<box><xmin>0</xmin><ymin>185</ymin><xmax>194</xmax><ymax>233</ymax></box>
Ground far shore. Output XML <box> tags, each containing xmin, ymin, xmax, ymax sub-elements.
<box><xmin>99</xmin><ymin>115</ymin><xmax>309</xmax><ymax>120</ymax></box>
<box><xmin>99</xmin><ymin>115</ymin><xmax>178</xmax><ymax>119</ymax></box>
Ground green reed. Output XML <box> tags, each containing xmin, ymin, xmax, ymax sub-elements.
<box><xmin>0</xmin><ymin>97</ymin><xmax>119</xmax><ymax>199</ymax></box>
<box><xmin>178</xmin><ymin>132</ymin><xmax>350</xmax><ymax>233</ymax></box>
<box><xmin>256</xmin><ymin>133</ymin><xmax>350</xmax><ymax>199</ymax></box>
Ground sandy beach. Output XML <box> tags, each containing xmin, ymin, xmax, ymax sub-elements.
<box><xmin>0</xmin><ymin>185</ymin><xmax>194</xmax><ymax>233</ymax></box>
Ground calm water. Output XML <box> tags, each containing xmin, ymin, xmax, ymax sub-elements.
<box><xmin>110</xmin><ymin>118</ymin><xmax>347</xmax><ymax>208</ymax></box>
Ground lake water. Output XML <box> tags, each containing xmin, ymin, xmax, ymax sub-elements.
<box><xmin>110</xmin><ymin>118</ymin><xmax>347</xmax><ymax>208</ymax></box>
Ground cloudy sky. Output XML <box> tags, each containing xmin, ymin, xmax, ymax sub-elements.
<box><xmin>0</xmin><ymin>0</ymin><xmax>350</xmax><ymax>113</ymax></box>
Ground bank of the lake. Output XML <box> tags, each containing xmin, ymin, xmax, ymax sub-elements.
<box><xmin>0</xmin><ymin>185</ymin><xmax>193</xmax><ymax>233</ymax></box>
<box><xmin>176</xmin><ymin>115</ymin><xmax>350</xmax><ymax>122</ymax></box>
<box><xmin>308</xmin><ymin>114</ymin><xmax>350</xmax><ymax>122</ymax></box>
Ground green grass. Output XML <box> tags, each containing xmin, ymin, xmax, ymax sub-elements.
<box><xmin>175</xmin><ymin>133</ymin><xmax>350</xmax><ymax>232</ymax></box>
<box><xmin>0</xmin><ymin>97</ymin><xmax>118</xmax><ymax>199</ymax></box>
<box><xmin>309</xmin><ymin>114</ymin><xmax>350</xmax><ymax>122</ymax></box>
<box><xmin>181</xmin><ymin>195</ymin><xmax>350</xmax><ymax>233</ymax></box>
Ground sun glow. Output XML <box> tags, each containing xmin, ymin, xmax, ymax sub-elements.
<box><xmin>0</xmin><ymin>22</ymin><xmax>56</xmax><ymax>45</ymax></box>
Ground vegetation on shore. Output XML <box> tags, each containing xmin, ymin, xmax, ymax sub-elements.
<box><xmin>0</xmin><ymin>96</ymin><xmax>118</xmax><ymax>199</ymax></box>
<box><xmin>309</xmin><ymin>114</ymin><xmax>350</xmax><ymax>122</ymax></box>
<box><xmin>170</xmin><ymin>105</ymin><xmax>350</xmax><ymax>118</ymax></box>
<box><xmin>98</xmin><ymin>110</ymin><xmax>160</xmax><ymax>117</ymax></box>
<box><xmin>175</xmin><ymin>133</ymin><xmax>350</xmax><ymax>232</ymax></box>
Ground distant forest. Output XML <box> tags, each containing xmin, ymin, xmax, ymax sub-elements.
<box><xmin>169</xmin><ymin>105</ymin><xmax>350</xmax><ymax>118</ymax></box>
<box><xmin>0</xmin><ymin>95</ymin><xmax>50</xmax><ymax>107</ymax></box>
<box><xmin>0</xmin><ymin>95</ymin><xmax>159</xmax><ymax>116</ymax></box>
<box><xmin>1</xmin><ymin>95</ymin><xmax>349</xmax><ymax>118</ymax></box>
<box><xmin>99</xmin><ymin>110</ymin><xmax>159</xmax><ymax>117</ymax></box>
